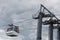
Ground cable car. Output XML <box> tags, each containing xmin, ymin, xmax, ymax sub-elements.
<box><xmin>6</xmin><ymin>24</ymin><xmax>19</xmax><ymax>37</ymax></box>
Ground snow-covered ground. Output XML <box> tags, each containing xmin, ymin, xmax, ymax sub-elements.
<box><xmin>0</xmin><ymin>0</ymin><xmax>60</xmax><ymax>40</ymax></box>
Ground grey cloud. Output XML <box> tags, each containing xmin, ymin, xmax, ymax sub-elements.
<box><xmin>0</xmin><ymin>0</ymin><xmax>60</xmax><ymax>40</ymax></box>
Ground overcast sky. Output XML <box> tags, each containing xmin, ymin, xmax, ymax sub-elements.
<box><xmin>0</xmin><ymin>0</ymin><xmax>60</xmax><ymax>40</ymax></box>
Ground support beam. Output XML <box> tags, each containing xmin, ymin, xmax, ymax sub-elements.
<box><xmin>49</xmin><ymin>23</ymin><xmax>53</xmax><ymax>40</ymax></box>
<box><xmin>37</xmin><ymin>13</ymin><xmax>43</xmax><ymax>40</ymax></box>
<box><xmin>57</xmin><ymin>28</ymin><xmax>60</xmax><ymax>40</ymax></box>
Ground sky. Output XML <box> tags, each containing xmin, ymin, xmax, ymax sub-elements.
<box><xmin>0</xmin><ymin>0</ymin><xmax>60</xmax><ymax>40</ymax></box>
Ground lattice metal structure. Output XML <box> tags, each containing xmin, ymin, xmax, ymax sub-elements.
<box><xmin>33</xmin><ymin>4</ymin><xmax>60</xmax><ymax>40</ymax></box>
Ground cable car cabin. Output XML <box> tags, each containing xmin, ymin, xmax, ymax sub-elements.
<box><xmin>6</xmin><ymin>24</ymin><xmax>19</xmax><ymax>37</ymax></box>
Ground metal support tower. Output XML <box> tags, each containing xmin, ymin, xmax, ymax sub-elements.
<box><xmin>43</xmin><ymin>19</ymin><xmax>54</xmax><ymax>40</ymax></box>
<box><xmin>33</xmin><ymin>4</ymin><xmax>55</xmax><ymax>40</ymax></box>
<box><xmin>43</xmin><ymin>19</ymin><xmax>60</xmax><ymax>40</ymax></box>
<box><xmin>37</xmin><ymin>13</ymin><xmax>43</xmax><ymax>40</ymax></box>
<box><xmin>49</xmin><ymin>21</ymin><xmax>53</xmax><ymax>40</ymax></box>
<box><xmin>57</xmin><ymin>28</ymin><xmax>60</xmax><ymax>40</ymax></box>
<box><xmin>53</xmin><ymin>25</ymin><xmax>60</xmax><ymax>40</ymax></box>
